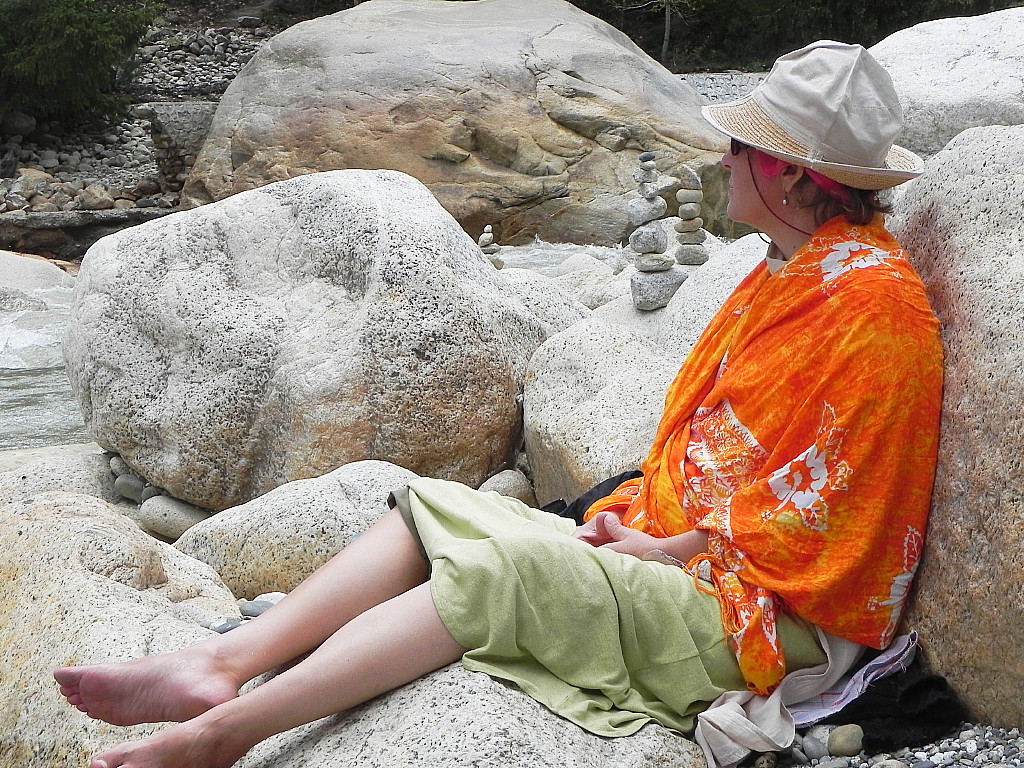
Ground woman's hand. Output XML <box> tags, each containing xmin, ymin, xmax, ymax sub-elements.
<box><xmin>575</xmin><ymin>511</ymin><xmax>660</xmax><ymax>558</ymax></box>
<box><xmin>576</xmin><ymin>513</ymin><xmax>711</xmax><ymax>562</ymax></box>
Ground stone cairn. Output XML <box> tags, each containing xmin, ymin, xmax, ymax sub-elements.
<box><xmin>477</xmin><ymin>224</ymin><xmax>504</xmax><ymax>268</ymax></box>
<box><xmin>628</xmin><ymin>151</ymin><xmax>708</xmax><ymax>311</ymax></box>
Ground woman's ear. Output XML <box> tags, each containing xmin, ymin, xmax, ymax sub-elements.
<box><xmin>780</xmin><ymin>164</ymin><xmax>808</xmax><ymax>204</ymax></box>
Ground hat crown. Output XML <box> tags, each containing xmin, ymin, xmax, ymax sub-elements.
<box><xmin>752</xmin><ymin>40</ymin><xmax>903</xmax><ymax>169</ymax></box>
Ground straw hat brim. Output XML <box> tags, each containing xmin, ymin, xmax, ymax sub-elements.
<box><xmin>702</xmin><ymin>98</ymin><xmax>923</xmax><ymax>190</ymax></box>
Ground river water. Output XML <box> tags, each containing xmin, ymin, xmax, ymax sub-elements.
<box><xmin>0</xmin><ymin>283</ymin><xmax>89</xmax><ymax>451</ymax></box>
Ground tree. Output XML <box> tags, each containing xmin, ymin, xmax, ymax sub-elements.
<box><xmin>605</xmin><ymin>0</ymin><xmax>701</xmax><ymax>66</ymax></box>
<box><xmin>0</xmin><ymin>0</ymin><xmax>159</xmax><ymax>122</ymax></box>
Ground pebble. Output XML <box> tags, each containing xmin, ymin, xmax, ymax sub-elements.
<box><xmin>804</xmin><ymin>736</ymin><xmax>831</xmax><ymax>761</ymax></box>
<box><xmin>829</xmin><ymin>724</ymin><xmax>865</xmax><ymax>757</ymax></box>
<box><xmin>202</xmin><ymin>617</ymin><xmax>243</xmax><ymax>633</ymax></box>
<box><xmin>113</xmin><ymin>472</ymin><xmax>146</xmax><ymax>502</ymax></box>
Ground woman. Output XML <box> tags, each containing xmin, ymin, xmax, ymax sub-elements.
<box><xmin>54</xmin><ymin>40</ymin><xmax>942</xmax><ymax>768</ymax></box>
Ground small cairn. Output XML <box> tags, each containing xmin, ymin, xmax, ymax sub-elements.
<box><xmin>626</xmin><ymin>152</ymin><xmax>707</xmax><ymax>311</ymax></box>
<box><xmin>672</xmin><ymin>166</ymin><xmax>709</xmax><ymax>266</ymax></box>
<box><xmin>477</xmin><ymin>224</ymin><xmax>503</xmax><ymax>268</ymax></box>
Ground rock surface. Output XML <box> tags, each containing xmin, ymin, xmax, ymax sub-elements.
<box><xmin>181</xmin><ymin>0</ymin><xmax>724</xmax><ymax>246</ymax></box>
<box><xmin>524</xmin><ymin>319</ymin><xmax>678</xmax><ymax>505</ymax></box>
<box><xmin>234</xmin><ymin>662</ymin><xmax>704</xmax><ymax>768</ymax></box>
<box><xmin>872</xmin><ymin>8</ymin><xmax>1024</xmax><ymax>156</ymax></box>
<box><xmin>890</xmin><ymin>124</ymin><xmax>1024</xmax><ymax>727</ymax></box>
<box><xmin>176</xmin><ymin>460</ymin><xmax>417</xmax><ymax>596</ymax></box>
<box><xmin>0</xmin><ymin>491</ymin><xmax>239</xmax><ymax>764</ymax></box>
<box><xmin>65</xmin><ymin>170</ymin><xmax>554</xmax><ymax>510</ymax></box>
<box><xmin>0</xmin><ymin>446</ymin><xmax>122</xmax><ymax>506</ymax></box>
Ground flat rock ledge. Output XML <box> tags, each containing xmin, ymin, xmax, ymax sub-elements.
<box><xmin>0</xmin><ymin>207</ymin><xmax>172</xmax><ymax>260</ymax></box>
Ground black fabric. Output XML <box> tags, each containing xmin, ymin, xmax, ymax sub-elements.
<box><xmin>820</xmin><ymin>654</ymin><xmax>971</xmax><ymax>752</ymax></box>
<box><xmin>541</xmin><ymin>470</ymin><xmax>644</xmax><ymax>526</ymax></box>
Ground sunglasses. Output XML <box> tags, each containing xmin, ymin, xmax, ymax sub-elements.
<box><xmin>730</xmin><ymin>138</ymin><xmax>750</xmax><ymax>156</ymax></box>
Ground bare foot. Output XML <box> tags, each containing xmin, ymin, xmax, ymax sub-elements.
<box><xmin>53</xmin><ymin>650</ymin><xmax>239</xmax><ymax>726</ymax></box>
<box><xmin>87</xmin><ymin>715</ymin><xmax>251</xmax><ymax>768</ymax></box>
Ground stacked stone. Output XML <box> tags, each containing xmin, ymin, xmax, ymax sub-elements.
<box><xmin>673</xmin><ymin>164</ymin><xmax>710</xmax><ymax>266</ymax></box>
<box><xmin>477</xmin><ymin>224</ymin><xmax>504</xmax><ymax>268</ymax></box>
<box><xmin>132</xmin><ymin>102</ymin><xmax>218</xmax><ymax>193</ymax></box>
<box><xmin>627</xmin><ymin>151</ymin><xmax>690</xmax><ymax>311</ymax></box>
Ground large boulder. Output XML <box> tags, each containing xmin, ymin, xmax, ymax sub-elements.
<box><xmin>872</xmin><ymin>8</ymin><xmax>1024</xmax><ymax>156</ymax></box>
<box><xmin>3</xmin><ymin>491</ymin><xmax>703</xmax><ymax>768</ymax></box>
<box><xmin>524</xmin><ymin>318</ymin><xmax>678</xmax><ymax>505</ymax></box>
<box><xmin>64</xmin><ymin>170</ymin><xmax>561</xmax><ymax>511</ymax></box>
<box><xmin>181</xmin><ymin>0</ymin><xmax>725</xmax><ymax>246</ymax></box>
<box><xmin>235</xmin><ymin>663</ymin><xmax>703</xmax><ymax>768</ymax></box>
<box><xmin>889</xmin><ymin>124</ymin><xmax>1024</xmax><ymax>726</ymax></box>
<box><xmin>176</xmin><ymin>460</ymin><xmax>418</xmax><ymax>597</ymax></box>
<box><xmin>0</xmin><ymin>492</ymin><xmax>239</xmax><ymax>764</ymax></box>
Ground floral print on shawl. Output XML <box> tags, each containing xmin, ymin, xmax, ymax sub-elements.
<box><xmin>585</xmin><ymin>215</ymin><xmax>943</xmax><ymax>695</ymax></box>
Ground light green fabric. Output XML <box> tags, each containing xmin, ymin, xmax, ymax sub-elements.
<box><xmin>397</xmin><ymin>477</ymin><xmax>827</xmax><ymax>738</ymax></box>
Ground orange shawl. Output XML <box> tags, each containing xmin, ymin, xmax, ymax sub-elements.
<box><xmin>585</xmin><ymin>215</ymin><xmax>943</xmax><ymax>695</ymax></box>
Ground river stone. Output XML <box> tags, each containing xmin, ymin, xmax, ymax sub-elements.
<box><xmin>652</xmin><ymin>233</ymin><xmax>766</xmax><ymax>361</ymax></box>
<box><xmin>180</xmin><ymin>0</ymin><xmax>724</xmax><ymax>247</ymax></box>
<box><xmin>872</xmin><ymin>8</ymin><xmax>1024</xmax><ymax>156</ymax></box>
<box><xmin>0</xmin><ymin>491</ymin><xmax>239</xmax><ymax>765</ymax></box>
<box><xmin>0</xmin><ymin>448</ymin><xmax>121</xmax><ymax>506</ymax></box>
<box><xmin>550</xmin><ymin>253</ymin><xmax>633</xmax><ymax>310</ymax></box>
<box><xmin>235</xmin><ymin>662</ymin><xmax>703</xmax><ymax>768</ymax></box>
<box><xmin>65</xmin><ymin>170</ymin><xmax>551</xmax><ymax>510</ymax></box>
<box><xmin>828</xmin><ymin>724</ymin><xmax>864</xmax><ymax>757</ymax></box>
<box><xmin>477</xmin><ymin>468</ymin><xmax>537</xmax><ymax>507</ymax></box>
<box><xmin>136</xmin><ymin>494</ymin><xmax>213</xmax><ymax>541</ymax></box>
<box><xmin>889</xmin><ymin>124</ymin><xmax>1024</xmax><ymax>727</ymax></box>
<box><xmin>0</xmin><ymin>248</ymin><xmax>75</xmax><ymax>292</ymax></box>
<box><xmin>631</xmin><ymin>266</ymin><xmax>688</xmax><ymax>311</ymax></box>
<box><xmin>524</xmin><ymin>318</ymin><xmax>677</xmax><ymax>505</ymax></box>
<box><xmin>176</xmin><ymin>460</ymin><xmax>417</xmax><ymax>596</ymax></box>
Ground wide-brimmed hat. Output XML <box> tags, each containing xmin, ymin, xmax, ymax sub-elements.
<box><xmin>702</xmin><ymin>40</ymin><xmax>923</xmax><ymax>190</ymax></box>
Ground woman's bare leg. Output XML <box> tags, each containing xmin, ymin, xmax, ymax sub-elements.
<box><xmin>86</xmin><ymin>583</ymin><xmax>463</xmax><ymax>768</ymax></box>
<box><xmin>55</xmin><ymin>507</ymin><xmax>430</xmax><ymax>726</ymax></box>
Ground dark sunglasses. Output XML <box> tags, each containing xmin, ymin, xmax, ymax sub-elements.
<box><xmin>729</xmin><ymin>138</ymin><xmax>750</xmax><ymax>156</ymax></box>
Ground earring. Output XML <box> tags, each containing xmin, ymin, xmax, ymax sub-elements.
<box><xmin>782</xmin><ymin>195</ymin><xmax>789</xmax><ymax>206</ymax></box>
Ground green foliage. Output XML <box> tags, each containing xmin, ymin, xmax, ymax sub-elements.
<box><xmin>0</xmin><ymin>0</ymin><xmax>160</xmax><ymax>122</ymax></box>
<box><xmin>570</xmin><ymin>0</ymin><xmax>1023</xmax><ymax>71</ymax></box>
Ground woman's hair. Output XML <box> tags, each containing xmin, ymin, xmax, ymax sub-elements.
<box><xmin>755</xmin><ymin>151</ymin><xmax>891</xmax><ymax>227</ymax></box>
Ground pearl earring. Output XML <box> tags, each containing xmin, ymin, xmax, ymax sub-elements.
<box><xmin>782</xmin><ymin>195</ymin><xmax>790</xmax><ymax>206</ymax></box>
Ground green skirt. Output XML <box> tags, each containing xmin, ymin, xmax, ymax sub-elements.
<box><xmin>393</xmin><ymin>477</ymin><xmax>826</xmax><ymax>738</ymax></box>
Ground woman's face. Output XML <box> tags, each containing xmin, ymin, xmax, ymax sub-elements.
<box><xmin>721</xmin><ymin>141</ymin><xmax>775</xmax><ymax>229</ymax></box>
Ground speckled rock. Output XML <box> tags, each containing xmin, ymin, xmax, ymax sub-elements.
<box><xmin>65</xmin><ymin>170</ymin><xmax>551</xmax><ymax>510</ymax></box>
<box><xmin>551</xmin><ymin>252</ymin><xmax>634</xmax><ymax>309</ymax></box>
<box><xmin>872</xmin><ymin>9</ymin><xmax>1024</xmax><ymax>156</ymax></box>
<box><xmin>477</xmin><ymin>468</ymin><xmax>537</xmax><ymax>507</ymax></box>
<box><xmin>0</xmin><ymin>447</ymin><xmax>121</xmax><ymax>506</ymax></box>
<box><xmin>524</xmin><ymin>318</ymin><xmax>677</xmax><ymax>505</ymax></box>
<box><xmin>651</xmin><ymin>233</ymin><xmax>766</xmax><ymax>360</ymax></box>
<box><xmin>181</xmin><ymin>0</ymin><xmax>724</xmax><ymax>246</ymax></box>
<box><xmin>0</xmin><ymin>491</ymin><xmax>238</xmax><ymax>765</ymax></box>
<box><xmin>889</xmin><ymin>123</ymin><xmax>1024</xmax><ymax>727</ymax></box>
<box><xmin>235</xmin><ymin>662</ymin><xmax>704</xmax><ymax>768</ymax></box>
<box><xmin>493</xmin><ymin>268</ymin><xmax>591</xmax><ymax>335</ymax></box>
<box><xmin>175</xmin><ymin>460</ymin><xmax>417</xmax><ymax>596</ymax></box>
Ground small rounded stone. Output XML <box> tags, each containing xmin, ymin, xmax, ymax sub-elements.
<box><xmin>828</xmin><ymin>724</ymin><xmax>864</xmax><ymax>757</ymax></box>
<box><xmin>804</xmin><ymin>736</ymin><xmax>830</xmax><ymax>761</ymax></box>
<box><xmin>638</xmin><ymin>151</ymin><xmax>656</xmax><ymax>162</ymax></box>
<box><xmin>676</xmin><ymin>229</ymin><xmax>707</xmax><ymax>245</ymax></box>
<box><xmin>674</xmin><ymin>216</ymin><xmax>703</xmax><ymax>233</ymax></box>
<box><xmin>677</xmin><ymin>201</ymin><xmax>702</xmax><ymax>219</ymax></box>
<box><xmin>755</xmin><ymin>752</ymin><xmax>779</xmax><ymax>768</ymax></box>
<box><xmin>113</xmin><ymin>473</ymin><xmax>146</xmax><ymax>503</ymax></box>
<box><xmin>676</xmin><ymin>188</ymin><xmax>704</xmax><ymax>204</ymax></box>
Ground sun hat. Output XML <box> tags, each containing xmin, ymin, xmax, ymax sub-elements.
<box><xmin>702</xmin><ymin>40</ymin><xmax>923</xmax><ymax>190</ymax></box>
